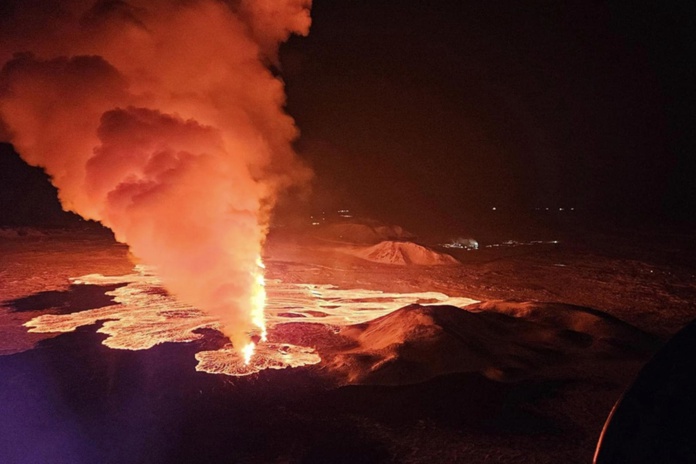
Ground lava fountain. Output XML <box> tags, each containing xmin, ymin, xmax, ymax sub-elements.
<box><xmin>0</xmin><ymin>0</ymin><xmax>312</xmax><ymax>359</ymax></box>
<box><xmin>245</xmin><ymin>257</ymin><xmax>268</xmax><ymax>363</ymax></box>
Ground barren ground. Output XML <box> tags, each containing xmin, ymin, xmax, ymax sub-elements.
<box><xmin>1</xmin><ymin>226</ymin><xmax>695</xmax><ymax>463</ymax></box>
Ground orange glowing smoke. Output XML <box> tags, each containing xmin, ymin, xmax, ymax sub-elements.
<box><xmin>0</xmin><ymin>0</ymin><xmax>312</xmax><ymax>355</ymax></box>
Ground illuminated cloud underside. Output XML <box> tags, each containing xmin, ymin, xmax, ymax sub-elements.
<box><xmin>25</xmin><ymin>266</ymin><xmax>477</xmax><ymax>376</ymax></box>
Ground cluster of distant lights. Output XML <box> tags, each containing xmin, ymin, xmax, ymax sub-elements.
<box><xmin>441</xmin><ymin>239</ymin><xmax>559</xmax><ymax>250</ymax></box>
<box><xmin>310</xmin><ymin>209</ymin><xmax>353</xmax><ymax>226</ymax></box>
<box><xmin>441</xmin><ymin>241</ymin><xmax>478</xmax><ymax>250</ymax></box>
<box><xmin>490</xmin><ymin>207</ymin><xmax>576</xmax><ymax>211</ymax></box>
<box><xmin>310</xmin><ymin>207</ymin><xmax>576</xmax><ymax>226</ymax></box>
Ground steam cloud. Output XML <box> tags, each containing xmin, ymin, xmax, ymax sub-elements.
<box><xmin>0</xmin><ymin>0</ymin><xmax>312</xmax><ymax>349</ymax></box>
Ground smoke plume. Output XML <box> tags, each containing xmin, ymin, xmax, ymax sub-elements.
<box><xmin>0</xmin><ymin>0</ymin><xmax>312</xmax><ymax>350</ymax></box>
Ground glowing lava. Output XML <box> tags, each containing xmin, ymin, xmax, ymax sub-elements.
<box><xmin>196</xmin><ymin>343</ymin><xmax>321</xmax><ymax>377</ymax></box>
<box><xmin>242</xmin><ymin>342</ymin><xmax>256</xmax><ymax>365</ymax></box>
<box><xmin>23</xmin><ymin>266</ymin><xmax>477</xmax><ymax>376</ymax></box>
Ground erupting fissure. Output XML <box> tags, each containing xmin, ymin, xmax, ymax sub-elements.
<box><xmin>245</xmin><ymin>256</ymin><xmax>268</xmax><ymax>364</ymax></box>
<box><xmin>23</xmin><ymin>267</ymin><xmax>477</xmax><ymax>376</ymax></box>
<box><xmin>0</xmin><ymin>0</ymin><xmax>313</xmax><ymax>358</ymax></box>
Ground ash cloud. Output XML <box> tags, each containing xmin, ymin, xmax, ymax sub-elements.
<box><xmin>0</xmin><ymin>0</ymin><xmax>312</xmax><ymax>349</ymax></box>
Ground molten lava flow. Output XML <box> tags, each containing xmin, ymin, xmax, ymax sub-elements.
<box><xmin>23</xmin><ymin>266</ymin><xmax>478</xmax><ymax>376</ymax></box>
<box><xmin>196</xmin><ymin>343</ymin><xmax>321</xmax><ymax>377</ymax></box>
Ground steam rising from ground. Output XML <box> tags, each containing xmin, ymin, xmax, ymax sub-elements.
<box><xmin>0</xmin><ymin>0</ymin><xmax>312</xmax><ymax>349</ymax></box>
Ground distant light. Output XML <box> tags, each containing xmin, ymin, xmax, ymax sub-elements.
<box><xmin>492</xmin><ymin>207</ymin><xmax>497</xmax><ymax>211</ymax></box>
<box><xmin>311</xmin><ymin>222</ymin><xmax>320</xmax><ymax>226</ymax></box>
<box><xmin>571</xmin><ymin>208</ymin><xmax>575</xmax><ymax>211</ymax></box>
<box><xmin>559</xmin><ymin>207</ymin><xmax>564</xmax><ymax>211</ymax></box>
<box><xmin>545</xmin><ymin>207</ymin><xmax>549</xmax><ymax>211</ymax></box>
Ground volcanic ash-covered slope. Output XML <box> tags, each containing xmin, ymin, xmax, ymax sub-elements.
<box><xmin>329</xmin><ymin>302</ymin><xmax>658</xmax><ymax>385</ymax></box>
<box><xmin>355</xmin><ymin>240</ymin><xmax>460</xmax><ymax>266</ymax></box>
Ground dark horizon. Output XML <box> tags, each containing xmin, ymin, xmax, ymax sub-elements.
<box><xmin>2</xmin><ymin>1</ymin><xmax>695</xmax><ymax>235</ymax></box>
<box><xmin>281</xmin><ymin>1</ymin><xmax>695</xmax><ymax>232</ymax></box>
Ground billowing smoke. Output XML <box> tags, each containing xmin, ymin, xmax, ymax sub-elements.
<box><xmin>0</xmin><ymin>0</ymin><xmax>312</xmax><ymax>350</ymax></box>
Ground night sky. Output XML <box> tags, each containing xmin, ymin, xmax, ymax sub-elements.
<box><xmin>1</xmin><ymin>0</ymin><xmax>694</xmax><ymax>232</ymax></box>
<box><xmin>281</xmin><ymin>1</ymin><xmax>695</xmax><ymax>231</ymax></box>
